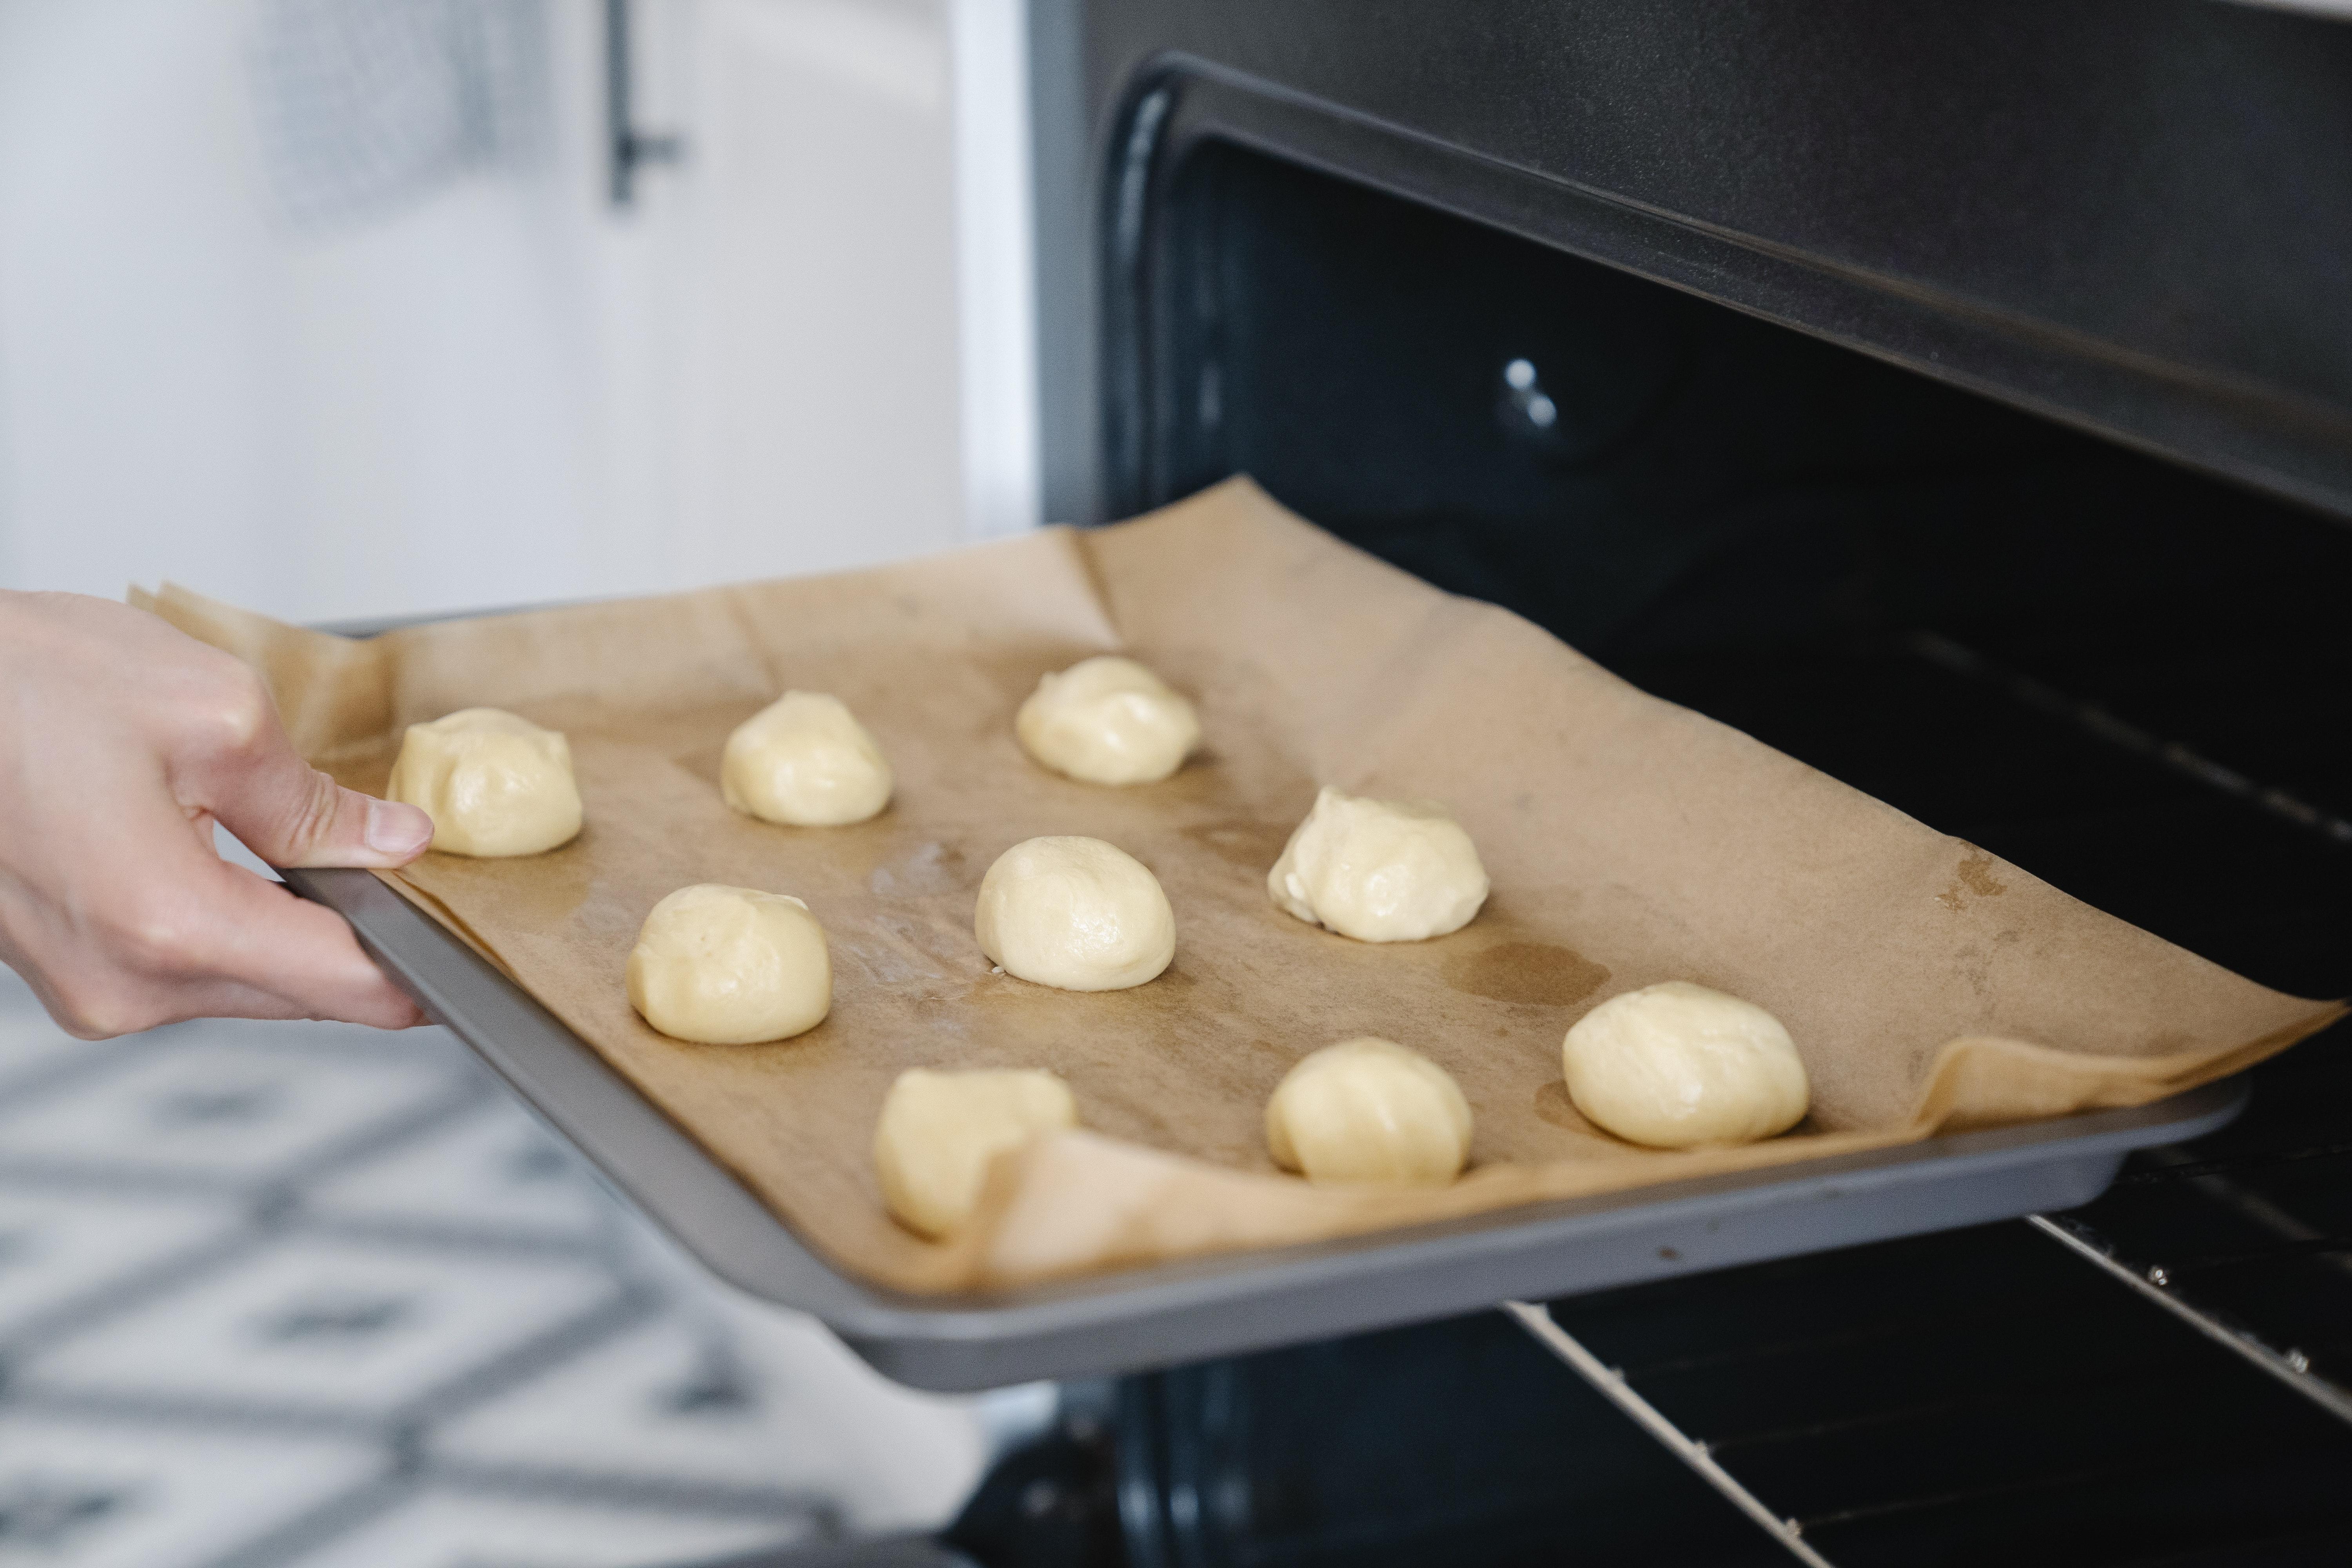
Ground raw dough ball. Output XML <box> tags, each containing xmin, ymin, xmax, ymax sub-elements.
<box><xmin>974</xmin><ymin>836</ymin><xmax>1175</xmax><ymax>991</ymax></box>
<box><xmin>722</xmin><ymin>691</ymin><xmax>893</xmax><ymax>827</ymax></box>
<box><xmin>874</xmin><ymin>1067</ymin><xmax>1078</xmax><ymax>1238</ymax></box>
<box><xmin>1267</xmin><ymin>786</ymin><xmax>1489</xmax><ymax>943</ymax></box>
<box><xmin>1265</xmin><ymin>1037</ymin><xmax>1473</xmax><ymax>1186</ymax></box>
<box><xmin>1015</xmin><ymin>655</ymin><xmax>1201</xmax><ymax>785</ymax></box>
<box><xmin>626</xmin><ymin>884</ymin><xmax>832</xmax><ymax>1044</ymax></box>
<box><xmin>385</xmin><ymin>707</ymin><xmax>583</xmax><ymax>858</ymax></box>
<box><xmin>1561</xmin><ymin>981</ymin><xmax>1809</xmax><ymax>1149</ymax></box>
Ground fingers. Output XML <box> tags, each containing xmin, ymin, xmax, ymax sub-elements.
<box><xmin>193</xmin><ymin>692</ymin><xmax>432</xmax><ymax>869</ymax></box>
<box><xmin>39</xmin><ymin>966</ymin><xmax>423</xmax><ymax>1040</ymax></box>
<box><xmin>0</xmin><ymin>595</ymin><xmax>430</xmax><ymax>1038</ymax></box>
<box><xmin>3</xmin><ymin>852</ymin><xmax>426</xmax><ymax>1038</ymax></box>
<box><xmin>224</xmin><ymin>773</ymin><xmax>434</xmax><ymax>870</ymax></box>
<box><xmin>190</xmin><ymin>862</ymin><xmax>430</xmax><ymax>1027</ymax></box>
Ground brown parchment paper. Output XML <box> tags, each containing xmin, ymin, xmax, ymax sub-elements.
<box><xmin>140</xmin><ymin>478</ymin><xmax>2343</xmax><ymax>1293</ymax></box>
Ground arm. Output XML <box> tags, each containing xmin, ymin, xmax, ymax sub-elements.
<box><xmin>0</xmin><ymin>590</ymin><xmax>433</xmax><ymax>1037</ymax></box>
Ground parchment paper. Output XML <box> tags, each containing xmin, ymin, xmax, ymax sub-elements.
<box><xmin>140</xmin><ymin>479</ymin><xmax>2343</xmax><ymax>1293</ymax></box>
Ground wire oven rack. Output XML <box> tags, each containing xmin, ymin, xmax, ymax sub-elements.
<box><xmin>1899</xmin><ymin>631</ymin><xmax>2352</xmax><ymax>1425</ymax></box>
<box><xmin>1502</xmin><ymin>622</ymin><xmax>2352</xmax><ymax>1566</ymax></box>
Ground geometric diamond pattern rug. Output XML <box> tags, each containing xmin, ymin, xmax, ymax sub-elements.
<box><xmin>0</xmin><ymin>971</ymin><xmax>1018</xmax><ymax>1567</ymax></box>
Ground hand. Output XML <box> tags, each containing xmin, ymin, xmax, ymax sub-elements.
<box><xmin>0</xmin><ymin>590</ymin><xmax>434</xmax><ymax>1038</ymax></box>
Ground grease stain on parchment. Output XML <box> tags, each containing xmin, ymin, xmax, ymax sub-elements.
<box><xmin>1532</xmin><ymin>1080</ymin><xmax>1593</xmax><ymax>1134</ymax></box>
<box><xmin>1181</xmin><ymin>819</ymin><xmax>1291</xmax><ymax>869</ymax></box>
<box><xmin>1443</xmin><ymin>942</ymin><xmax>1611</xmax><ymax>1008</ymax></box>
<box><xmin>1936</xmin><ymin>847</ymin><xmax>2008</xmax><ymax>911</ymax></box>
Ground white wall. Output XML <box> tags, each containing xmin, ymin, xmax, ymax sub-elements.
<box><xmin>669</xmin><ymin>0</ymin><xmax>964</xmax><ymax>584</ymax></box>
<box><xmin>0</xmin><ymin>0</ymin><xmax>1036</xmax><ymax>625</ymax></box>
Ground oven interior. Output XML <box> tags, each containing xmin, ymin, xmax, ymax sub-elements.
<box><xmin>1000</xmin><ymin>140</ymin><xmax>2352</xmax><ymax>1567</ymax></box>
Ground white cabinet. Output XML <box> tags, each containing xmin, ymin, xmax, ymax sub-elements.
<box><xmin>0</xmin><ymin>0</ymin><xmax>1036</xmax><ymax>623</ymax></box>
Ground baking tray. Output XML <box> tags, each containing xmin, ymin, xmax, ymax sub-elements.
<box><xmin>286</xmin><ymin>864</ymin><xmax>2245</xmax><ymax>1392</ymax></box>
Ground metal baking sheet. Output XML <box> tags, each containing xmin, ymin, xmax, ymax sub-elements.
<box><xmin>287</xmin><ymin>865</ymin><xmax>2243</xmax><ymax>1392</ymax></box>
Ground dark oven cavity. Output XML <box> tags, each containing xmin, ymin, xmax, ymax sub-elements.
<box><xmin>1091</xmin><ymin>129</ymin><xmax>2352</xmax><ymax>1566</ymax></box>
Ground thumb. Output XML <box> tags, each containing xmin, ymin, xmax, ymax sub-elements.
<box><xmin>214</xmin><ymin>748</ymin><xmax>433</xmax><ymax>870</ymax></box>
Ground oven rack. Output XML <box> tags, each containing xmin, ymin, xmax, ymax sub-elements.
<box><xmin>1523</xmin><ymin>1215</ymin><xmax>2352</xmax><ymax>1568</ymax></box>
<box><xmin>1899</xmin><ymin>633</ymin><xmax>2352</xmax><ymax>1425</ymax></box>
<box><xmin>1534</xmin><ymin>622</ymin><xmax>2352</xmax><ymax>1564</ymax></box>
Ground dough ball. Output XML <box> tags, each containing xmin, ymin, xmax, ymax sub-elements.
<box><xmin>722</xmin><ymin>691</ymin><xmax>893</xmax><ymax>827</ymax></box>
<box><xmin>1561</xmin><ymin>981</ymin><xmax>1809</xmax><ymax>1149</ymax></box>
<box><xmin>626</xmin><ymin>884</ymin><xmax>832</xmax><ymax>1044</ymax></box>
<box><xmin>1015</xmin><ymin>655</ymin><xmax>1201</xmax><ymax>785</ymax></box>
<box><xmin>1267</xmin><ymin>786</ymin><xmax>1489</xmax><ymax>943</ymax></box>
<box><xmin>974</xmin><ymin>836</ymin><xmax>1175</xmax><ymax>991</ymax></box>
<box><xmin>1265</xmin><ymin>1037</ymin><xmax>1473</xmax><ymax>1186</ymax></box>
<box><xmin>874</xmin><ymin>1067</ymin><xmax>1078</xmax><ymax>1238</ymax></box>
<box><xmin>385</xmin><ymin>707</ymin><xmax>583</xmax><ymax>858</ymax></box>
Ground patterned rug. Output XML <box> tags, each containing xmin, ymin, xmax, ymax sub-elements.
<box><xmin>0</xmin><ymin>972</ymin><xmax>1014</xmax><ymax>1568</ymax></box>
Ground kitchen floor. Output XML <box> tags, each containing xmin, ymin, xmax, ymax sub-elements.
<box><xmin>0</xmin><ymin>971</ymin><xmax>1007</xmax><ymax>1568</ymax></box>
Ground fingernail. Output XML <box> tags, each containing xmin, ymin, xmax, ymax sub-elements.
<box><xmin>366</xmin><ymin>799</ymin><xmax>433</xmax><ymax>856</ymax></box>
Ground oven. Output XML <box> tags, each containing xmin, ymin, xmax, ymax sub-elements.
<box><xmin>894</xmin><ymin>4</ymin><xmax>2352</xmax><ymax>1565</ymax></box>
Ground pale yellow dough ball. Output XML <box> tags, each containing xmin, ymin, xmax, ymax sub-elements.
<box><xmin>1266</xmin><ymin>1037</ymin><xmax>1473</xmax><ymax>1185</ymax></box>
<box><xmin>974</xmin><ymin>836</ymin><xmax>1175</xmax><ymax>991</ymax></box>
<box><xmin>722</xmin><ymin>691</ymin><xmax>893</xmax><ymax>827</ymax></box>
<box><xmin>1015</xmin><ymin>655</ymin><xmax>1201</xmax><ymax>785</ymax></box>
<box><xmin>385</xmin><ymin>707</ymin><xmax>583</xmax><ymax>858</ymax></box>
<box><xmin>1267</xmin><ymin>786</ymin><xmax>1488</xmax><ymax>942</ymax></box>
<box><xmin>873</xmin><ymin>1067</ymin><xmax>1079</xmax><ymax>1238</ymax></box>
<box><xmin>626</xmin><ymin>884</ymin><xmax>832</xmax><ymax>1045</ymax></box>
<box><xmin>1562</xmin><ymin>981</ymin><xmax>1810</xmax><ymax>1149</ymax></box>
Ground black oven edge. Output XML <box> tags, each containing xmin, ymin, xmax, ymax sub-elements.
<box><xmin>1094</xmin><ymin>56</ymin><xmax>2352</xmax><ymax>529</ymax></box>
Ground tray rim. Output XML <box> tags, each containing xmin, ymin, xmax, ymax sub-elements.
<box><xmin>287</xmin><ymin>864</ymin><xmax>2246</xmax><ymax>1385</ymax></box>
